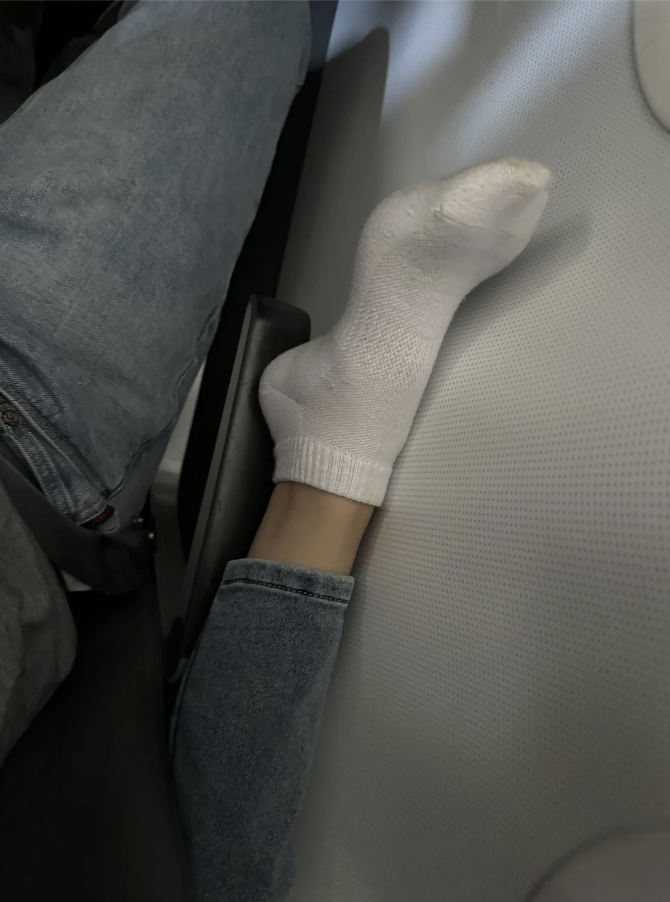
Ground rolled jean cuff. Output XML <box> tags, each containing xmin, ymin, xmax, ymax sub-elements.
<box><xmin>222</xmin><ymin>558</ymin><xmax>355</xmax><ymax>605</ymax></box>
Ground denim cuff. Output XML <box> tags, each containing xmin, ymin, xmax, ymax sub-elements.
<box><xmin>223</xmin><ymin>558</ymin><xmax>355</xmax><ymax>605</ymax></box>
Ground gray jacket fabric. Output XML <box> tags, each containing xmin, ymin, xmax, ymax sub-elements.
<box><xmin>0</xmin><ymin>480</ymin><xmax>76</xmax><ymax>767</ymax></box>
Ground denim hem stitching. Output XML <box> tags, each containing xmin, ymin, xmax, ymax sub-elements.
<box><xmin>222</xmin><ymin>576</ymin><xmax>349</xmax><ymax>605</ymax></box>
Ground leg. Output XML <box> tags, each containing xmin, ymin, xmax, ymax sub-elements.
<box><xmin>173</xmin><ymin>488</ymin><xmax>370</xmax><ymax>902</ymax></box>
<box><xmin>249</xmin><ymin>482</ymin><xmax>373</xmax><ymax>575</ymax></box>
<box><xmin>0</xmin><ymin>0</ymin><xmax>309</xmax><ymax>528</ymax></box>
<box><xmin>173</xmin><ymin>159</ymin><xmax>551</xmax><ymax>901</ymax></box>
<box><xmin>0</xmin><ymin>3</ymin><xmax>77</xmax><ymax>769</ymax></box>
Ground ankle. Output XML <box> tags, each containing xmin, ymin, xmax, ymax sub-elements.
<box><xmin>248</xmin><ymin>482</ymin><xmax>374</xmax><ymax>575</ymax></box>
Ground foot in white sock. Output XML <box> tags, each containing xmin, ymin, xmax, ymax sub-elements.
<box><xmin>260</xmin><ymin>157</ymin><xmax>551</xmax><ymax>506</ymax></box>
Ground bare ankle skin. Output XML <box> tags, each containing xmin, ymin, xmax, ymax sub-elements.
<box><xmin>248</xmin><ymin>482</ymin><xmax>374</xmax><ymax>576</ymax></box>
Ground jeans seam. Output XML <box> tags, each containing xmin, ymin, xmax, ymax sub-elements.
<box><xmin>0</xmin><ymin>385</ymin><xmax>107</xmax><ymax>519</ymax></box>
<box><xmin>106</xmin><ymin>303</ymin><xmax>221</xmax><ymax>501</ymax></box>
<box><xmin>222</xmin><ymin>576</ymin><xmax>348</xmax><ymax>605</ymax></box>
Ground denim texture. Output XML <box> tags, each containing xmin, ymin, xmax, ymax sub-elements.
<box><xmin>172</xmin><ymin>558</ymin><xmax>354</xmax><ymax>902</ymax></box>
<box><xmin>0</xmin><ymin>8</ymin><xmax>338</xmax><ymax>900</ymax></box>
<box><xmin>0</xmin><ymin>0</ymin><xmax>310</xmax><ymax>528</ymax></box>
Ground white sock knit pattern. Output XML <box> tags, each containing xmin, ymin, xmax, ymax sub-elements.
<box><xmin>260</xmin><ymin>158</ymin><xmax>551</xmax><ymax>505</ymax></box>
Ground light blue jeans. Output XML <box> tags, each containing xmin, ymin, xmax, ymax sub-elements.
<box><xmin>172</xmin><ymin>558</ymin><xmax>354</xmax><ymax>902</ymax></box>
<box><xmin>0</xmin><ymin>0</ymin><xmax>310</xmax><ymax>529</ymax></box>
<box><xmin>0</xmin><ymin>9</ymin><xmax>353</xmax><ymax>900</ymax></box>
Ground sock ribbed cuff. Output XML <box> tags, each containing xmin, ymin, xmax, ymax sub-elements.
<box><xmin>273</xmin><ymin>437</ymin><xmax>392</xmax><ymax>506</ymax></box>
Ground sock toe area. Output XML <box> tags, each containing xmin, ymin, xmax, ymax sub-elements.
<box><xmin>433</xmin><ymin>157</ymin><xmax>552</xmax><ymax>234</ymax></box>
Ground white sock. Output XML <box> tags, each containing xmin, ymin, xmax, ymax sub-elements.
<box><xmin>260</xmin><ymin>158</ymin><xmax>551</xmax><ymax>506</ymax></box>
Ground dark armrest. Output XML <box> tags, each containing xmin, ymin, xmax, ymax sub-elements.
<box><xmin>178</xmin><ymin>296</ymin><xmax>310</xmax><ymax>661</ymax></box>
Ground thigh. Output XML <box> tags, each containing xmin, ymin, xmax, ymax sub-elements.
<box><xmin>0</xmin><ymin>0</ymin><xmax>310</xmax><ymax>527</ymax></box>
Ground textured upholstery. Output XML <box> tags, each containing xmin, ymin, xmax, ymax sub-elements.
<box><xmin>279</xmin><ymin>3</ymin><xmax>670</xmax><ymax>900</ymax></box>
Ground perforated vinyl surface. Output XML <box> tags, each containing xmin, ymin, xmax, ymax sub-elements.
<box><xmin>280</xmin><ymin>3</ymin><xmax>670</xmax><ymax>901</ymax></box>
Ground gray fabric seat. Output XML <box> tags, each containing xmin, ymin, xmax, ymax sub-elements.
<box><xmin>530</xmin><ymin>833</ymin><xmax>670</xmax><ymax>902</ymax></box>
<box><xmin>278</xmin><ymin>2</ymin><xmax>670</xmax><ymax>900</ymax></box>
